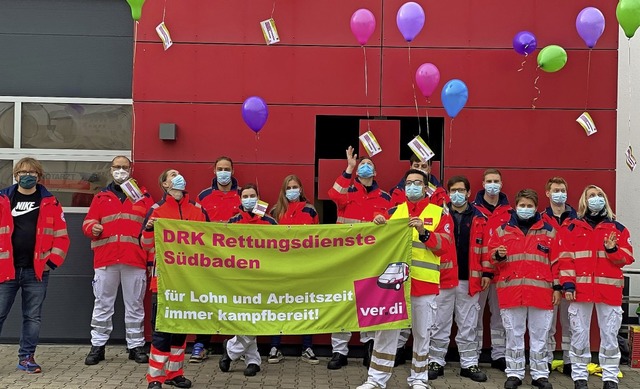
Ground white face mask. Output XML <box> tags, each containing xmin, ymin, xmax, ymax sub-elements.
<box><xmin>112</xmin><ymin>169</ymin><xmax>129</xmax><ymax>184</ymax></box>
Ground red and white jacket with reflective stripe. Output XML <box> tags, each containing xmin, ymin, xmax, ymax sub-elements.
<box><xmin>0</xmin><ymin>185</ymin><xmax>69</xmax><ymax>282</ymax></box>
<box><xmin>488</xmin><ymin>213</ymin><xmax>559</xmax><ymax>310</ymax></box>
<box><xmin>82</xmin><ymin>184</ymin><xmax>155</xmax><ymax>269</ymax></box>
<box><xmin>328</xmin><ymin>171</ymin><xmax>391</xmax><ymax>224</ymax></box>
<box><xmin>558</xmin><ymin>218</ymin><xmax>634</xmax><ymax>306</ymax></box>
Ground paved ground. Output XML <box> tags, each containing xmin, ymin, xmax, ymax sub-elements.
<box><xmin>0</xmin><ymin>345</ymin><xmax>639</xmax><ymax>388</ymax></box>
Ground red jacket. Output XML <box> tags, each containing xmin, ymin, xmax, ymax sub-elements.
<box><xmin>82</xmin><ymin>183</ymin><xmax>155</xmax><ymax>269</ymax></box>
<box><xmin>387</xmin><ymin>198</ymin><xmax>453</xmax><ymax>297</ymax></box>
<box><xmin>540</xmin><ymin>205</ymin><xmax>577</xmax><ymax>232</ymax></box>
<box><xmin>229</xmin><ymin>208</ymin><xmax>278</xmax><ymax>225</ymax></box>
<box><xmin>0</xmin><ymin>185</ymin><xmax>69</xmax><ymax>282</ymax></box>
<box><xmin>488</xmin><ymin>213</ymin><xmax>559</xmax><ymax>310</ymax></box>
<box><xmin>389</xmin><ymin>175</ymin><xmax>450</xmax><ymax>208</ymax></box>
<box><xmin>197</xmin><ymin>177</ymin><xmax>241</xmax><ymax>222</ymax></box>
<box><xmin>559</xmin><ymin>217</ymin><xmax>634</xmax><ymax>306</ymax></box>
<box><xmin>328</xmin><ymin>171</ymin><xmax>391</xmax><ymax>223</ymax></box>
<box><xmin>273</xmin><ymin>201</ymin><xmax>318</xmax><ymax>225</ymax></box>
<box><xmin>473</xmin><ymin>190</ymin><xmax>512</xmax><ymax>279</ymax></box>
<box><xmin>442</xmin><ymin>203</ymin><xmax>487</xmax><ymax>296</ymax></box>
<box><xmin>141</xmin><ymin>193</ymin><xmax>209</xmax><ymax>292</ymax></box>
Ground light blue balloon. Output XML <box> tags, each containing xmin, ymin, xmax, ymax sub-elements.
<box><xmin>441</xmin><ymin>79</ymin><xmax>468</xmax><ymax>118</ymax></box>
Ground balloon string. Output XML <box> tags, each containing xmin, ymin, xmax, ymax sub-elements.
<box><xmin>517</xmin><ymin>52</ymin><xmax>528</xmax><ymax>72</ymax></box>
<box><xmin>629</xmin><ymin>39</ymin><xmax>632</xmax><ymax>143</ymax></box>
<box><xmin>408</xmin><ymin>44</ymin><xmax>422</xmax><ymax>135</ymax></box>
<box><xmin>131</xmin><ymin>21</ymin><xmax>139</xmax><ymax>156</ymax></box>
<box><xmin>162</xmin><ymin>0</ymin><xmax>168</xmax><ymax>22</ymax></box>
<box><xmin>271</xmin><ymin>0</ymin><xmax>276</xmax><ymax>19</ymax></box>
<box><xmin>363</xmin><ymin>46</ymin><xmax>371</xmax><ymax>132</ymax></box>
<box><xmin>531</xmin><ymin>71</ymin><xmax>540</xmax><ymax>109</ymax></box>
<box><xmin>425</xmin><ymin>103</ymin><xmax>430</xmax><ymax>141</ymax></box>
<box><xmin>585</xmin><ymin>49</ymin><xmax>592</xmax><ymax>110</ymax></box>
<box><xmin>448</xmin><ymin>119</ymin><xmax>454</xmax><ymax>149</ymax></box>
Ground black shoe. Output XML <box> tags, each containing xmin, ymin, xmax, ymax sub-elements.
<box><xmin>362</xmin><ymin>340</ymin><xmax>374</xmax><ymax>368</ymax></box>
<box><xmin>219</xmin><ymin>339</ymin><xmax>231</xmax><ymax>372</ymax></box>
<box><xmin>563</xmin><ymin>364</ymin><xmax>572</xmax><ymax>376</ymax></box>
<box><xmin>504</xmin><ymin>377</ymin><xmax>522</xmax><ymax>389</ymax></box>
<box><xmin>244</xmin><ymin>363</ymin><xmax>260</xmax><ymax>377</ymax></box>
<box><xmin>574</xmin><ymin>380</ymin><xmax>588</xmax><ymax>389</ymax></box>
<box><xmin>492</xmin><ymin>357</ymin><xmax>507</xmax><ymax>372</ymax></box>
<box><xmin>394</xmin><ymin>347</ymin><xmax>406</xmax><ymax>367</ymax></box>
<box><xmin>327</xmin><ymin>352</ymin><xmax>348</xmax><ymax>370</ymax></box>
<box><xmin>460</xmin><ymin>365</ymin><xmax>488</xmax><ymax>382</ymax></box>
<box><xmin>128</xmin><ymin>346</ymin><xmax>149</xmax><ymax>363</ymax></box>
<box><xmin>532</xmin><ymin>377</ymin><xmax>553</xmax><ymax>389</ymax></box>
<box><xmin>164</xmin><ymin>375</ymin><xmax>192</xmax><ymax>388</ymax></box>
<box><xmin>84</xmin><ymin>345</ymin><xmax>105</xmax><ymax>365</ymax></box>
<box><xmin>602</xmin><ymin>382</ymin><xmax>618</xmax><ymax>389</ymax></box>
<box><xmin>427</xmin><ymin>362</ymin><xmax>444</xmax><ymax>380</ymax></box>
<box><xmin>147</xmin><ymin>381</ymin><xmax>162</xmax><ymax>389</ymax></box>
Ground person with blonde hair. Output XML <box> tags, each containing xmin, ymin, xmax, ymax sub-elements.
<box><xmin>559</xmin><ymin>185</ymin><xmax>634</xmax><ymax>389</ymax></box>
<box><xmin>267</xmin><ymin>174</ymin><xmax>320</xmax><ymax>365</ymax></box>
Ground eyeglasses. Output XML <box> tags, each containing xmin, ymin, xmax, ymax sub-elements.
<box><xmin>405</xmin><ymin>180</ymin><xmax>424</xmax><ymax>186</ymax></box>
<box><xmin>16</xmin><ymin>171</ymin><xmax>38</xmax><ymax>177</ymax></box>
<box><xmin>449</xmin><ymin>188</ymin><xmax>467</xmax><ymax>193</ymax></box>
<box><xmin>112</xmin><ymin>165</ymin><xmax>131</xmax><ymax>170</ymax></box>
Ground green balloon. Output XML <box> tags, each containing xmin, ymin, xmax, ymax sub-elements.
<box><xmin>537</xmin><ymin>45</ymin><xmax>568</xmax><ymax>73</ymax></box>
<box><xmin>126</xmin><ymin>0</ymin><xmax>146</xmax><ymax>21</ymax></box>
<box><xmin>617</xmin><ymin>0</ymin><xmax>640</xmax><ymax>39</ymax></box>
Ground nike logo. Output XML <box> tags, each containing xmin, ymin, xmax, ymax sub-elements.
<box><xmin>11</xmin><ymin>202</ymin><xmax>39</xmax><ymax>217</ymax></box>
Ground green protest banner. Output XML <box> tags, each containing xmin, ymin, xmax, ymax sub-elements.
<box><xmin>154</xmin><ymin>218</ymin><xmax>412</xmax><ymax>335</ymax></box>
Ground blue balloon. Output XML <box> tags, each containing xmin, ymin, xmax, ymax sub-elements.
<box><xmin>441</xmin><ymin>79</ymin><xmax>468</xmax><ymax>118</ymax></box>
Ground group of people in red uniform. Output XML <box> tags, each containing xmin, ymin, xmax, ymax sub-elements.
<box><xmin>69</xmin><ymin>152</ymin><xmax>633</xmax><ymax>389</ymax></box>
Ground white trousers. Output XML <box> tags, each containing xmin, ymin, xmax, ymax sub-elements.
<box><xmin>330</xmin><ymin>331</ymin><xmax>374</xmax><ymax>356</ymax></box>
<box><xmin>430</xmin><ymin>281</ymin><xmax>480</xmax><ymax>368</ymax></box>
<box><xmin>90</xmin><ymin>264</ymin><xmax>147</xmax><ymax>348</ymax></box>
<box><xmin>363</xmin><ymin>295</ymin><xmax>436</xmax><ymax>388</ymax></box>
<box><xmin>398</xmin><ymin>328</ymin><xmax>411</xmax><ymax>348</ymax></box>
<box><xmin>226</xmin><ymin>335</ymin><xmax>261</xmax><ymax>366</ymax></box>
<box><xmin>477</xmin><ymin>283</ymin><xmax>505</xmax><ymax>359</ymax></box>
<box><xmin>501</xmin><ymin>306</ymin><xmax>553</xmax><ymax>380</ymax></box>
<box><xmin>547</xmin><ymin>298</ymin><xmax>571</xmax><ymax>363</ymax></box>
<box><xmin>568</xmin><ymin>302</ymin><xmax>622</xmax><ymax>383</ymax></box>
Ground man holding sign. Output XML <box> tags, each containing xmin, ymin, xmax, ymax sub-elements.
<box><xmin>82</xmin><ymin>156</ymin><xmax>155</xmax><ymax>366</ymax></box>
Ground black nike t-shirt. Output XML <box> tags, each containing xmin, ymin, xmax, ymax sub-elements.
<box><xmin>11</xmin><ymin>188</ymin><xmax>42</xmax><ymax>268</ymax></box>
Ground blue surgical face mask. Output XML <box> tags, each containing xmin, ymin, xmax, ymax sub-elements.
<box><xmin>405</xmin><ymin>184</ymin><xmax>424</xmax><ymax>201</ymax></box>
<box><xmin>450</xmin><ymin>192</ymin><xmax>467</xmax><ymax>207</ymax></box>
<box><xmin>285</xmin><ymin>188</ymin><xmax>301</xmax><ymax>202</ymax></box>
<box><xmin>516</xmin><ymin>206</ymin><xmax>536</xmax><ymax>220</ymax></box>
<box><xmin>587</xmin><ymin>196</ymin><xmax>605</xmax><ymax>213</ymax></box>
<box><xmin>551</xmin><ymin>192</ymin><xmax>567</xmax><ymax>205</ymax></box>
<box><xmin>18</xmin><ymin>175</ymin><xmax>37</xmax><ymax>190</ymax></box>
<box><xmin>216</xmin><ymin>171</ymin><xmax>232</xmax><ymax>185</ymax></box>
<box><xmin>242</xmin><ymin>197</ymin><xmax>258</xmax><ymax>211</ymax></box>
<box><xmin>485</xmin><ymin>182</ymin><xmax>501</xmax><ymax>196</ymax></box>
<box><xmin>357</xmin><ymin>163</ymin><xmax>374</xmax><ymax>178</ymax></box>
<box><xmin>171</xmin><ymin>174</ymin><xmax>186</xmax><ymax>191</ymax></box>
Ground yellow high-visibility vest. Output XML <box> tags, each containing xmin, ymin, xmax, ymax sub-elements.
<box><xmin>391</xmin><ymin>202</ymin><xmax>442</xmax><ymax>284</ymax></box>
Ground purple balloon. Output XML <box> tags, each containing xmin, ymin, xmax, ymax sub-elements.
<box><xmin>396</xmin><ymin>2</ymin><xmax>425</xmax><ymax>42</ymax></box>
<box><xmin>241</xmin><ymin>96</ymin><xmax>268</xmax><ymax>133</ymax></box>
<box><xmin>512</xmin><ymin>31</ymin><xmax>537</xmax><ymax>55</ymax></box>
<box><xmin>576</xmin><ymin>7</ymin><xmax>605</xmax><ymax>49</ymax></box>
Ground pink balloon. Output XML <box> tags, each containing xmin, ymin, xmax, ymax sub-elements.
<box><xmin>415</xmin><ymin>63</ymin><xmax>440</xmax><ymax>98</ymax></box>
<box><xmin>350</xmin><ymin>9</ymin><xmax>376</xmax><ymax>45</ymax></box>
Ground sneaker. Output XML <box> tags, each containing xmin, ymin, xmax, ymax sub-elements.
<box><xmin>574</xmin><ymin>380</ymin><xmax>588</xmax><ymax>389</ymax></box>
<box><xmin>84</xmin><ymin>345</ymin><xmax>105</xmax><ymax>365</ymax></box>
<box><xmin>362</xmin><ymin>339</ymin><xmax>374</xmax><ymax>368</ymax></box>
<box><xmin>532</xmin><ymin>377</ymin><xmax>553</xmax><ymax>389</ymax></box>
<box><xmin>427</xmin><ymin>362</ymin><xmax>444</xmax><ymax>380</ymax></box>
<box><xmin>327</xmin><ymin>352</ymin><xmax>348</xmax><ymax>370</ymax></box>
<box><xmin>128</xmin><ymin>346</ymin><xmax>149</xmax><ymax>363</ymax></box>
<box><xmin>219</xmin><ymin>339</ymin><xmax>232</xmax><ymax>372</ymax></box>
<box><xmin>164</xmin><ymin>375</ymin><xmax>192</xmax><ymax>388</ymax></box>
<box><xmin>17</xmin><ymin>355</ymin><xmax>42</xmax><ymax>374</ymax></box>
<box><xmin>189</xmin><ymin>343</ymin><xmax>208</xmax><ymax>363</ymax></box>
<box><xmin>410</xmin><ymin>383</ymin><xmax>432</xmax><ymax>389</ymax></box>
<box><xmin>268</xmin><ymin>347</ymin><xmax>284</xmax><ymax>364</ymax></box>
<box><xmin>148</xmin><ymin>381</ymin><xmax>162</xmax><ymax>389</ymax></box>
<box><xmin>492</xmin><ymin>357</ymin><xmax>507</xmax><ymax>372</ymax></box>
<box><xmin>460</xmin><ymin>365</ymin><xmax>488</xmax><ymax>382</ymax></box>
<box><xmin>244</xmin><ymin>363</ymin><xmax>260</xmax><ymax>376</ymax></box>
<box><xmin>356</xmin><ymin>383</ymin><xmax>381</xmax><ymax>389</ymax></box>
<box><xmin>301</xmin><ymin>347</ymin><xmax>319</xmax><ymax>365</ymax></box>
<box><xmin>602</xmin><ymin>382</ymin><xmax>618</xmax><ymax>389</ymax></box>
<box><xmin>239</xmin><ymin>354</ymin><xmax>245</xmax><ymax>361</ymax></box>
<box><xmin>504</xmin><ymin>377</ymin><xmax>522</xmax><ymax>389</ymax></box>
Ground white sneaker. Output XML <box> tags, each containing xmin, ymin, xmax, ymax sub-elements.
<box><xmin>356</xmin><ymin>383</ymin><xmax>381</xmax><ymax>389</ymax></box>
<box><xmin>267</xmin><ymin>347</ymin><xmax>284</xmax><ymax>364</ymax></box>
<box><xmin>410</xmin><ymin>383</ymin><xmax>432</xmax><ymax>389</ymax></box>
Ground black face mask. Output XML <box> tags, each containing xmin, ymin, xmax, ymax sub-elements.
<box><xmin>18</xmin><ymin>175</ymin><xmax>37</xmax><ymax>189</ymax></box>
